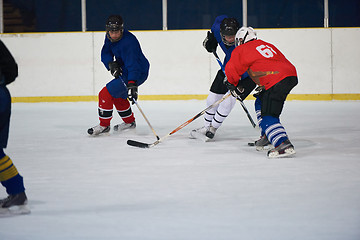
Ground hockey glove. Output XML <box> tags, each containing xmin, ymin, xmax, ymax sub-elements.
<box><xmin>203</xmin><ymin>31</ymin><xmax>218</xmax><ymax>53</ymax></box>
<box><xmin>108</xmin><ymin>61</ymin><xmax>122</xmax><ymax>79</ymax></box>
<box><xmin>127</xmin><ymin>81</ymin><xmax>138</xmax><ymax>104</ymax></box>
<box><xmin>253</xmin><ymin>85</ymin><xmax>265</xmax><ymax>98</ymax></box>
<box><xmin>224</xmin><ymin>77</ymin><xmax>245</xmax><ymax>100</ymax></box>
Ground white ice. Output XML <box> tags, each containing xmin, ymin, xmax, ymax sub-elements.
<box><xmin>1</xmin><ymin>100</ymin><xmax>360</xmax><ymax>240</ymax></box>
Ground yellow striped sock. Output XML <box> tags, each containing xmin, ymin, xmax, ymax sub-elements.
<box><xmin>0</xmin><ymin>155</ymin><xmax>19</xmax><ymax>182</ymax></box>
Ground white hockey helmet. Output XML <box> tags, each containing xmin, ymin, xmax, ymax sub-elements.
<box><xmin>235</xmin><ymin>27</ymin><xmax>257</xmax><ymax>46</ymax></box>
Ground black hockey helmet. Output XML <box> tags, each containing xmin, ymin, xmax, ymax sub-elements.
<box><xmin>106</xmin><ymin>15</ymin><xmax>124</xmax><ymax>42</ymax></box>
<box><xmin>220</xmin><ymin>18</ymin><xmax>240</xmax><ymax>46</ymax></box>
<box><xmin>106</xmin><ymin>15</ymin><xmax>124</xmax><ymax>32</ymax></box>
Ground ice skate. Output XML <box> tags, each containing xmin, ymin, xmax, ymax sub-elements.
<box><xmin>113</xmin><ymin>121</ymin><xmax>136</xmax><ymax>132</ymax></box>
<box><xmin>267</xmin><ymin>139</ymin><xmax>295</xmax><ymax>158</ymax></box>
<box><xmin>255</xmin><ymin>135</ymin><xmax>273</xmax><ymax>151</ymax></box>
<box><xmin>0</xmin><ymin>192</ymin><xmax>30</xmax><ymax>215</ymax></box>
<box><xmin>87</xmin><ymin>125</ymin><xmax>110</xmax><ymax>136</ymax></box>
<box><xmin>205</xmin><ymin>126</ymin><xmax>217</xmax><ymax>139</ymax></box>
<box><xmin>190</xmin><ymin>126</ymin><xmax>210</xmax><ymax>141</ymax></box>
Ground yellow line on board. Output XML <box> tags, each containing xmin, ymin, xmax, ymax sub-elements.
<box><xmin>12</xmin><ymin>96</ymin><xmax>98</xmax><ymax>103</ymax></box>
<box><xmin>11</xmin><ymin>94</ymin><xmax>360</xmax><ymax>103</ymax></box>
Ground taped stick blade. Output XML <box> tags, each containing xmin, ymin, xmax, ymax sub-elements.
<box><xmin>127</xmin><ymin>140</ymin><xmax>150</xmax><ymax>148</ymax></box>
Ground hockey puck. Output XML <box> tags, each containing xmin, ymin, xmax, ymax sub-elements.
<box><xmin>248</xmin><ymin>142</ymin><xmax>255</xmax><ymax>146</ymax></box>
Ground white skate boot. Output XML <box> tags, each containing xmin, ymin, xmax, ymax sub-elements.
<box><xmin>190</xmin><ymin>126</ymin><xmax>213</xmax><ymax>141</ymax></box>
<box><xmin>113</xmin><ymin>121</ymin><xmax>136</xmax><ymax>132</ymax></box>
<box><xmin>87</xmin><ymin>125</ymin><xmax>110</xmax><ymax>136</ymax></box>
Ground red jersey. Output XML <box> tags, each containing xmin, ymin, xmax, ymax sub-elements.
<box><xmin>225</xmin><ymin>39</ymin><xmax>297</xmax><ymax>90</ymax></box>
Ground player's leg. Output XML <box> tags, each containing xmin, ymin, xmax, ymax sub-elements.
<box><xmin>106</xmin><ymin>75</ymin><xmax>136</xmax><ymax>131</ymax></box>
<box><xmin>190</xmin><ymin>69</ymin><xmax>226</xmax><ymax>139</ymax></box>
<box><xmin>113</xmin><ymin>97</ymin><xmax>136</xmax><ymax>131</ymax></box>
<box><xmin>206</xmin><ymin>93</ymin><xmax>236</xmax><ymax>138</ymax></box>
<box><xmin>252</xmin><ymin>96</ymin><xmax>272</xmax><ymax>150</ymax></box>
<box><xmin>260</xmin><ymin>76</ymin><xmax>298</xmax><ymax>157</ymax></box>
<box><xmin>206</xmin><ymin>69</ymin><xmax>228</xmax><ymax>126</ymax></box>
<box><xmin>0</xmin><ymin>150</ymin><xmax>28</xmax><ymax>209</ymax></box>
<box><xmin>87</xmin><ymin>87</ymin><xmax>113</xmax><ymax>135</ymax></box>
<box><xmin>206</xmin><ymin>75</ymin><xmax>256</xmax><ymax>139</ymax></box>
<box><xmin>204</xmin><ymin>92</ymin><xmax>223</xmax><ymax>126</ymax></box>
<box><xmin>0</xmin><ymin>86</ymin><xmax>28</xmax><ymax>211</ymax></box>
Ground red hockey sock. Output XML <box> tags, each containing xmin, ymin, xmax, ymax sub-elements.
<box><xmin>113</xmin><ymin>98</ymin><xmax>135</xmax><ymax>124</ymax></box>
<box><xmin>98</xmin><ymin>87</ymin><xmax>114</xmax><ymax>127</ymax></box>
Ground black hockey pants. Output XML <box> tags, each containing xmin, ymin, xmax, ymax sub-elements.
<box><xmin>259</xmin><ymin>76</ymin><xmax>298</xmax><ymax>118</ymax></box>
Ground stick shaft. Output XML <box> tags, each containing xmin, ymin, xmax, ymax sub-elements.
<box><xmin>133</xmin><ymin>100</ymin><xmax>160</xmax><ymax>140</ymax></box>
<box><xmin>118</xmin><ymin>76</ymin><xmax>160</xmax><ymax>140</ymax></box>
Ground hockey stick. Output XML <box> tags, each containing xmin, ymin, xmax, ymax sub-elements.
<box><xmin>133</xmin><ymin>99</ymin><xmax>160</xmax><ymax>140</ymax></box>
<box><xmin>118</xmin><ymin>76</ymin><xmax>160</xmax><ymax>140</ymax></box>
<box><xmin>127</xmin><ymin>92</ymin><xmax>232</xmax><ymax>148</ymax></box>
<box><xmin>212</xmin><ymin>51</ymin><xmax>256</xmax><ymax>128</ymax></box>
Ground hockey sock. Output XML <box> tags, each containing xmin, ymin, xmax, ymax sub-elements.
<box><xmin>260</xmin><ymin>115</ymin><xmax>288</xmax><ymax>147</ymax></box>
<box><xmin>0</xmin><ymin>155</ymin><xmax>25</xmax><ymax>195</ymax></box>
<box><xmin>204</xmin><ymin>92</ymin><xmax>221</xmax><ymax>126</ymax></box>
<box><xmin>255</xmin><ymin>97</ymin><xmax>265</xmax><ymax>135</ymax></box>
<box><xmin>211</xmin><ymin>110</ymin><xmax>226</xmax><ymax>129</ymax></box>
<box><xmin>98</xmin><ymin>87</ymin><xmax>114</xmax><ymax>127</ymax></box>
<box><xmin>204</xmin><ymin>111</ymin><xmax>214</xmax><ymax>127</ymax></box>
<box><xmin>114</xmin><ymin>98</ymin><xmax>135</xmax><ymax>124</ymax></box>
<box><xmin>211</xmin><ymin>95</ymin><xmax>236</xmax><ymax>129</ymax></box>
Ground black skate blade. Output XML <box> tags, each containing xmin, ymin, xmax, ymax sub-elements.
<box><xmin>127</xmin><ymin>140</ymin><xmax>150</xmax><ymax>148</ymax></box>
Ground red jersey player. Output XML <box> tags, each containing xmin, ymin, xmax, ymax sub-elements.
<box><xmin>225</xmin><ymin>27</ymin><xmax>298</xmax><ymax>158</ymax></box>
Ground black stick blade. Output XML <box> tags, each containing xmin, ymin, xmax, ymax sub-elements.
<box><xmin>127</xmin><ymin>140</ymin><xmax>150</xmax><ymax>148</ymax></box>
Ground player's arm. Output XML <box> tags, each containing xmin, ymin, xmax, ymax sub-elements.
<box><xmin>122</xmin><ymin>41</ymin><xmax>142</xmax><ymax>104</ymax></box>
<box><xmin>100</xmin><ymin>39</ymin><xmax>115</xmax><ymax>70</ymax></box>
<box><xmin>223</xmin><ymin>49</ymin><xmax>250</xmax><ymax>98</ymax></box>
<box><xmin>0</xmin><ymin>40</ymin><xmax>18</xmax><ymax>85</ymax></box>
<box><xmin>225</xmin><ymin>59</ymin><xmax>243</xmax><ymax>86</ymax></box>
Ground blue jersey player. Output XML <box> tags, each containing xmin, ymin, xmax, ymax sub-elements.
<box><xmin>0</xmin><ymin>40</ymin><xmax>29</xmax><ymax>213</ymax></box>
<box><xmin>88</xmin><ymin>15</ymin><xmax>150</xmax><ymax>135</ymax></box>
<box><xmin>190</xmin><ymin>15</ymin><xmax>256</xmax><ymax>140</ymax></box>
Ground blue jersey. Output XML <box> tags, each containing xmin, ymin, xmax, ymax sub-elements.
<box><xmin>101</xmin><ymin>29</ymin><xmax>150</xmax><ymax>85</ymax></box>
<box><xmin>101</xmin><ymin>30</ymin><xmax>150</xmax><ymax>98</ymax></box>
<box><xmin>0</xmin><ymin>40</ymin><xmax>17</xmax><ymax>149</ymax></box>
<box><xmin>211</xmin><ymin>15</ymin><xmax>249</xmax><ymax>79</ymax></box>
<box><xmin>0</xmin><ymin>85</ymin><xmax>11</xmax><ymax>149</ymax></box>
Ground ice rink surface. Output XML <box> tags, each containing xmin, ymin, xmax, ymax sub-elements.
<box><xmin>1</xmin><ymin>100</ymin><xmax>360</xmax><ymax>240</ymax></box>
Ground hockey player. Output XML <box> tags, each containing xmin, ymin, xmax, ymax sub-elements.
<box><xmin>190</xmin><ymin>15</ymin><xmax>255</xmax><ymax>140</ymax></box>
<box><xmin>224</xmin><ymin>27</ymin><xmax>298</xmax><ymax>158</ymax></box>
<box><xmin>88</xmin><ymin>15</ymin><xmax>150</xmax><ymax>135</ymax></box>
<box><xmin>0</xmin><ymin>40</ymin><xmax>29</xmax><ymax>213</ymax></box>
